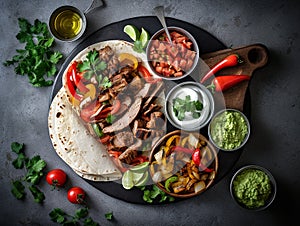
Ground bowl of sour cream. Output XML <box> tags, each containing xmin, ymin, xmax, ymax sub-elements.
<box><xmin>165</xmin><ymin>81</ymin><xmax>215</xmax><ymax>131</ymax></box>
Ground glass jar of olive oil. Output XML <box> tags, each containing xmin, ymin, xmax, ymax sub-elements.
<box><xmin>49</xmin><ymin>6</ymin><xmax>86</xmax><ymax>42</ymax></box>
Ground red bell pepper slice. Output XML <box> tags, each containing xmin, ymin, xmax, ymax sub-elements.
<box><xmin>192</xmin><ymin>148</ymin><xmax>201</xmax><ymax>166</ymax></box>
<box><xmin>66</xmin><ymin>71</ymin><xmax>83</xmax><ymax>101</ymax></box>
<box><xmin>80</xmin><ymin>100</ymin><xmax>101</xmax><ymax>122</ymax></box>
<box><xmin>72</xmin><ymin>70</ymin><xmax>89</xmax><ymax>94</ymax></box>
<box><xmin>171</xmin><ymin>146</ymin><xmax>194</xmax><ymax>155</ymax></box>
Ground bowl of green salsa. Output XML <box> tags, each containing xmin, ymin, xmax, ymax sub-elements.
<box><xmin>230</xmin><ymin>165</ymin><xmax>277</xmax><ymax>211</ymax></box>
<box><xmin>208</xmin><ymin>109</ymin><xmax>250</xmax><ymax>151</ymax></box>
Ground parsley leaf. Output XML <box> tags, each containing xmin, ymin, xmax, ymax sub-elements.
<box><xmin>12</xmin><ymin>152</ymin><xmax>27</xmax><ymax>169</ymax></box>
<box><xmin>50</xmin><ymin>208</ymin><xmax>99</xmax><ymax>226</ymax></box>
<box><xmin>77</xmin><ymin>49</ymin><xmax>109</xmax><ymax>89</ymax></box>
<box><xmin>11</xmin><ymin>180</ymin><xmax>26</xmax><ymax>200</ymax></box>
<box><xmin>3</xmin><ymin>18</ymin><xmax>63</xmax><ymax>87</ymax></box>
<box><xmin>74</xmin><ymin>208</ymin><xmax>89</xmax><ymax>220</ymax></box>
<box><xmin>142</xmin><ymin>185</ymin><xmax>175</xmax><ymax>203</ymax></box>
<box><xmin>84</xmin><ymin>217</ymin><xmax>99</xmax><ymax>226</ymax></box>
<box><xmin>172</xmin><ymin>95</ymin><xmax>203</xmax><ymax>121</ymax></box>
<box><xmin>25</xmin><ymin>155</ymin><xmax>47</xmax><ymax>184</ymax></box>
<box><xmin>10</xmin><ymin>142</ymin><xmax>46</xmax><ymax>203</ymax></box>
<box><xmin>11</xmin><ymin>142</ymin><xmax>28</xmax><ymax>169</ymax></box>
<box><xmin>11</xmin><ymin>142</ymin><xmax>24</xmax><ymax>154</ymax></box>
<box><xmin>29</xmin><ymin>185</ymin><xmax>45</xmax><ymax>203</ymax></box>
<box><xmin>105</xmin><ymin>212</ymin><xmax>113</xmax><ymax>220</ymax></box>
<box><xmin>49</xmin><ymin>208</ymin><xmax>67</xmax><ymax>224</ymax></box>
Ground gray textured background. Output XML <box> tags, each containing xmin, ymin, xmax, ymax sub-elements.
<box><xmin>0</xmin><ymin>0</ymin><xmax>299</xmax><ymax>225</ymax></box>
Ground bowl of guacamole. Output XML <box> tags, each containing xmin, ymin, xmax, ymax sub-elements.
<box><xmin>230</xmin><ymin>165</ymin><xmax>277</xmax><ymax>211</ymax></box>
<box><xmin>208</xmin><ymin>109</ymin><xmax>250</xmax><ymax>151</ymax></box>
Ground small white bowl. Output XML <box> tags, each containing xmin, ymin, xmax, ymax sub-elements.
<box><xmin>230</xmin><ymin>165</ymin><xmax>277</xmax><ymax>211</ymax></box>
<box><xmin>146</xmin><ymin>26</ymin><xmax>199</xmax><ymax>81</ymax></box>
<box><xmin>208</xmin><ymin>109</ymin><xmax>250</xmax><ymax>151</ymax></box>
<box><xmin>165</xmin><ymin>81</ymin><xmax>215</xmax><ymax>131</ymax></box>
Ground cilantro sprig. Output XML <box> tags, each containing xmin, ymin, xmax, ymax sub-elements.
<box><xmin>140</xmin><ymin>185</ymin><xmax>175</xmax><ymax>203</ymax></box>
<box><xmin>50</xmin><ymin>208</ymin><xmax>99</xmax><ymax>226</ymax></box>
<box><xmin>77</xmin><ymin>49</ymin><xmax>111</xmax><ymax>89</ymax></box>
<box><xmin>3</xmin><ymin>18</ymin><xmax>63</xmax><ymax>87</ymax></box>
<box><xmin>173</xmin><ymin>95</ymin><xmax>203</xmax><ymax>121</ymax></box>
<box><xmin>10</xmin><ymin>142</ymin><xmax>46</xmax><ymax>203</ymax></box>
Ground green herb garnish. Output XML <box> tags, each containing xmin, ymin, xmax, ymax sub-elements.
<box><xmin>105</xmin><ymin>212</ymin><xmax>114</xmax><ymax>220</ymax></box>
<box><xmin>3</xmin><ymin>18</ymin><xmax>63</xmax><ymax>87</ymax></box>
<box><xmin>140</xmin><ymin>185</ymin><xmax>175</xmax><ymax>203</ymax></box>
<box><xmin>10</xmin><ymin>142</ymin><xmax>46</xmax><ymax>203</ymax></box>
<box><xmin>49</xmin><ymin>208</ymin><xmax>99</xmax><ymax>226</ymax></box>
<box><xmin>77</xmin><ymin>49</ymin><xmax>111</xmax><ymax>89</ymax></box>
<box><xmin>172</xmin><ymin>95</ymin><xmax>203</xmax><ymax>121</ymax></box>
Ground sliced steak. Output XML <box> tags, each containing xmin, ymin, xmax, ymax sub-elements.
<box><xmin>146</xmin><ymin>111</ymin><xmax>165</xmax><ymax>129</ymax></box>
<box><xmin>143</xmin><ymin>81</ymin><xmax>164</xmax><ymax>110</ymax></box>
<box><xmin>112</xmin><ymin>131</ymin><xmax>135</xmax><ymax>148</ymax></box>
<box><xmin>119</xmin><ymin>139</ymin><xmax>142</xmax><ymax>164</ymax></box>
<box><xmin>103</xmin><ymin>96</ymin><xmax>142</xmax><ymax>133</ymax></box>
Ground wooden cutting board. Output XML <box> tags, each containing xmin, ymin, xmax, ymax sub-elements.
<box><xmin>200</xmin><ymin>43</ymin><xmax>269</xmax><ymax>111</ymax></box>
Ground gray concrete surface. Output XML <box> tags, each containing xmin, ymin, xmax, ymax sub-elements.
<box><xmin>1</xmin><ymin>0</ymin><xmax>299</xmax><ymax>225</ymax></box>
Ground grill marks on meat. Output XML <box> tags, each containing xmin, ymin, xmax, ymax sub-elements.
<box><xmin>83</xmin><ymin>45</ymin><xmax>166</xmax><ymax>166</ymax></box>
<box><xmin>112</xmin><ymin>131</ymin><xmax>135</xmax><ymax>148</ymax></box>
<box><xmin>103</xmin><ymin>96</ymin><xmax>143</xmax><ymax>133</ymax></box>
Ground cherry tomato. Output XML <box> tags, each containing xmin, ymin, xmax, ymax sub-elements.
<box><xmin>46</xmin><ymin>169</ymin><xmax>67</xmax><ymax>187</ymax></box>
<box><xmin>67</xmin><ymin>187</ymin><xmax>86</xmax><ymax>204</ymax></box>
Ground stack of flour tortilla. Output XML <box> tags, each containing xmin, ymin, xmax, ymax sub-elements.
<box><xmin>48</xmin><ymin>87</ymin><xmax>122</xmax><ymax>181</ymax></box>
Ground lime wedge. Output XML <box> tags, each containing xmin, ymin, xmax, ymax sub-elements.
<box><xmin>140</xmin><ymin>27</ymin><xmax>150</xmax><ymax>48</ymax></box>
<box><xmin>122</xmin><ymin>170</ymin><xmax>134</xmax><ymax>190</ymax></box>
<box><xmin>123</xmin><ymin>25</ymin><xmax>140</xmax><ymax>41</ymax></box>
<box><xmin>130</xmin><ymin>162</ymin><xmax>149</xmax><ymax>173</ymax></box>
<box><xmin>132</xmin><ymin>172</ymin><xmax>145</xmax><ymax>184</ymax></box>
<box><xmin>135</xmin><ymin>171</ymin><xmax>149</xmax><ymax>187</ymax></box>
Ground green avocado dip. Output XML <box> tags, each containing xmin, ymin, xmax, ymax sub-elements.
<box><xmin>210</xmin><ymin>110</ymin><xmax>248</xmax><ymax>150</ymax></box>
<box><xmin>232</xmin><ymin>168</ymin><xmax>272</xmax><ymax>209</ymax></box>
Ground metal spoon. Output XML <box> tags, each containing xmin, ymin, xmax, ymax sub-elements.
<box><xmin>153</xmin><ymin>6</ymin><xmax>173</xmax><ymax>45</ymax></box>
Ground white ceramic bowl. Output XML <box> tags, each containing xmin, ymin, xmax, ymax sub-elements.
<box><xmin>165</xmin><ymin>81</ymin><xmax>215</xmax><ymax>131</ymax></box>
<box><xmin>146</xmin><ymin>26</ymin><xmax>199</xmax><ymax>80</ymax></box>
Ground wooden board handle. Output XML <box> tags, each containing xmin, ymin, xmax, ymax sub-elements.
<box><xmin>200</xmin><ymin>43</ymin><xmax>269</xmax><ymax>111</ymax></box>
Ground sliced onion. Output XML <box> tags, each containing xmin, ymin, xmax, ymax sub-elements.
<box><xmin>194</xmin><ymin>181</ymin><xmax>206</xmax><ymax>193</ymax></box>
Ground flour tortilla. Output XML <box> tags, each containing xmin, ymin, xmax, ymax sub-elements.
<box><xmin>48</xmin><ymin>87</ymin><xmax>122</xmax><ymax>181</ymax></box>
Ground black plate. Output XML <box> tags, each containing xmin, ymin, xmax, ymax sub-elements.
<box><xmin>51</xmin><ymin>16</ymin><xmax>248</xmax><ymax>204</ymax></box>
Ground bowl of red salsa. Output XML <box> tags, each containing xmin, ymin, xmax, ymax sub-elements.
<box><xmin>146</xmin><ymin>26</ymin><xmax>199</xmax><ymax>80</ymax></box>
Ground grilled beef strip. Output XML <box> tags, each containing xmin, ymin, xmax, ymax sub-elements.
<box><xmin>102</xmin><ymin>96</ymin><xmax>143</xmax><ymax>133</ymax></box>
<box><xmin>118</xmin><ymin>139</ymin><xmax>143</xmax><ymax>164</ymax></box>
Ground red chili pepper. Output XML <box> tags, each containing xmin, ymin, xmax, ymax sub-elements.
<box><xmin>138</xmin><ymin>65</ymin><xmax>162</xmax><ymax>83</ymax></box>
<box><xmin>206</xmin><ymin>75</ymin><xmax>250</xmax><ymax>92</ymax></box>
<box><xmin>192</xmin><ymin>148</ymin><xmax>201</xmax><ymax>166</ymax></box>
<box><xmin>200</xmin><ymin>54</ymin><xmax>243</xmax><ymax>83</ymax></box>
<box><xmin>171</xmin><ymin>146</ymin><xmax>194</xmax><ymax>154</ymax></box>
